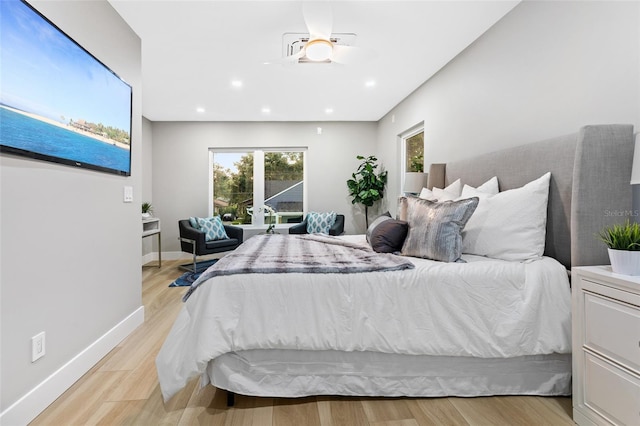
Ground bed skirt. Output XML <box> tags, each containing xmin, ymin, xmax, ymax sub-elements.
<box><xmin>207</xmin><ymin>349</ymin><xmax>571</xmax><ymax>398</ymax></box>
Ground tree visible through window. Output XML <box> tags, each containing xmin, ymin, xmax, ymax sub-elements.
<box><xmin>405</xmin><ymin>131</ymin><xmax>424</xmax><ymax>173</ymax></box>
<box><xmin>213</xmin><ymin>152</ymin><xmax>254</xmax><ymax>223</ymax></box>
<box><xmin>211</xmin><ymin>150</ymin><xmax>305</xmax><ymax>226</ymax></box>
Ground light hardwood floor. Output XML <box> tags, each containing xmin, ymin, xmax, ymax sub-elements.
<box><xmin>31</xmin><ymin>259</ymin><xmax>575</xmax><ymax>425</ymax></box>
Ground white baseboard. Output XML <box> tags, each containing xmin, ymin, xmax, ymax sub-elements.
<box><xmin>143</xmin><ymin>251</ymin><xmax>191</xmax><ymax>263</ymax></box>
<box><xmin>142</xmin><ymin>251</ymin><xmax>156</xmax><ymax>265</ymax></box>
<box><xmin>0</xmin><ymin>307</ymin><xmax>145</xmax><ymax>426</ymax></box>
<box><xmin>142</xmin><ymin>251</ymin><xmax>191</xmax><ymax>265</ymax></box>
<box><xmin>162</xmin><ymin>251</ymin><xmax>192</xmax><ymax>260</ymax></box>
<box><xmin>142</xmin><ymin>251</ymin><xmax>225</xmax><ymax>266</ymax></box>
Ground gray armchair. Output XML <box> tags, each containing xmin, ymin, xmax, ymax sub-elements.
<box><xmin>288</xmin><ymin>214</ymin><xmax>345</xmax><ymax>236</ymax></box>
<box><xmin>179</xmin><ymin>219</ymin><xmax>243</xmax><ymax>272</ymax></box>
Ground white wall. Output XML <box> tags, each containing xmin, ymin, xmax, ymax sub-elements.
<box><xmin>151</xmin><ymin>121</ymin><xmax>378</xmax><ymax>248</ymax></box>
<box><xmin>142</xmin><ymin>117</ymin><xmax>155</xmax><ymax>258</ymax></box>
<box><xmin>377</xmin><ymin>0</ymin><xmax>640</xmax><ymax>212</ymax></box>
<box><xmin>0</xmin><ymin>1</ymin><xmax>142</xmax><ymax>422</ymax></box>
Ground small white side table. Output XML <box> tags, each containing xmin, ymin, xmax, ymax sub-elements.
<box><xmin>571</xmin><ymin>265</ymin><xmax>640</xmax><ymax>425</ymax></box>
<box><xmin>142</xmin><ymin>218</ymin><xmax>161</xmax><ymax>268</ymax></box>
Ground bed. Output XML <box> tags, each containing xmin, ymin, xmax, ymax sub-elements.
<box><xmin>156</xmin><ymin>124</ymin><xmax>635</xmax><ymax>403</ymax></box>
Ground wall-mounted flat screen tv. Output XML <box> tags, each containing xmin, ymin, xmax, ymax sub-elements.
<box><xmin>0</xmin><ymin>0</ymin><xmax>132</xmax><ymax>176</ymax></box>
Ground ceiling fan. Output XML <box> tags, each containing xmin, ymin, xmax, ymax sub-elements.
<box><xmin>269</xmin><ymin>2</ymin><xmax>371</xmax><ymax>65</ymax></box>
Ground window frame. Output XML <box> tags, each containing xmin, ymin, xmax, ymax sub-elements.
<box><xmin>208</xmin><ymin>147</ymin><xmax>308</xmax><ymax>229</ymax></box>
<box><xmin>400</xmin><ymin>124</ymin><xmax>425</xmax><ymax>193</ymax></box>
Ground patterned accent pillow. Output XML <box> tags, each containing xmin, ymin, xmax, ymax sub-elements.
<box><xmin>189</xmin><ymin>217</ymin><xmax>200</xmax><ymax>229</ymax></box>
<box><xmin>401</xmin><ymin>197</ymin><xmax>479</xmax><ymax>262</ymax></box>
<box><xmin>306</xmin><ymin>211</ymin><xmax>337</xmax><ymax>234</ymax></box>
<box><xmin>196</xmin><ymin>216</ymin><xmax>229</xmax><ymax>241</ymax></box>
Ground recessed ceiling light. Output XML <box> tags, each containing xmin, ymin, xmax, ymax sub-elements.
<box><xmin>261</xmin><ymin>107</ymin><xmax>271</xmax><ymax>114</ymax></box>
<box><xmin>365</xmin><ymin>80</ymin><xmax>376</xmax><ymax>88</ymax></box>
<box><xmin>231</xmin><ymin>80</ymin><xmax>243</xmax><ymax>88</ymax></box>
<box><xmin>196</xmin><ymin>107</ymin><xmax>205</xmax><ymax>113</ymax></box>
<box><xmin>325</xmin><ymin>108</ymin><xmax>334</xmax><ymax>114</ymax></box>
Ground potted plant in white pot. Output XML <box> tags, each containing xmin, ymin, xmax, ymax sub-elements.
<box><xmin>598</xmin><ymin>219</ymin><xmax>640</xmax><ymax>275</ymax></box>
<box><xmin>142</xmin><ymin>202</ymin><xmax>153</xmax><ymax>219</ymax></box>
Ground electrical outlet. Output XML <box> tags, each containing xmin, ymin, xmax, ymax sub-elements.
<box><xmin>32</xmin><ymin>332</ymin><xmax>45</xmax><ymax>362</ymax></box>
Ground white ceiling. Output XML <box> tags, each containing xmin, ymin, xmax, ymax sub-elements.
<box><xmin>108</xmin><ymin>1</ymin><xmax>520</xmax><ymax>122</ymax></box>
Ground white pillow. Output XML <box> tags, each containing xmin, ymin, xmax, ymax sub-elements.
<box><xmin>419</xmin><ymin>178</ymin><xmax>462</xmax><ymax>201</ymax></box>
<box><xmin>459</xmin><ymin>185</ymin><xmax>494</xmax><ymax>200</ymax></box>
<box><xmin>418</xmin><ymin>187</ymin><xmax>438</xmax><ymax>201</ymax></box>
<box><xmin>461</xmin><ymin>173</ymin><xmax>551</xmax><ymax>261</ymax></box>
<box><xmin>468</xmin><ymin>176</ymin><xmax>499</xmax><ymax>196</ymax></box>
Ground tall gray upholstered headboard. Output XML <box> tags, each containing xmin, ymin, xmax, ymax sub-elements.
<box><xmin>428</xmin><ymin>124</ymin><xmax>635</xmax><ymax>270</ymax></box>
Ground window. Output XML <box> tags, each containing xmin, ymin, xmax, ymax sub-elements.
<box><xmin>404</xmin><ymin>129</ymin><xmax>424</xmax><ymax>173</ymax></box>
<box><xmin>210</xmin><ymin>149</ymin><xmax>306</xmax><ymax>227</ymax></box>
<box><xmin>400</xmin><ymin>126</ymin><xmax>425</xmax><ymax>193</ymax></box>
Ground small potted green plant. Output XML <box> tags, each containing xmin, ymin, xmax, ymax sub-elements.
<box><xmin>598</xmin><ymin>219</ymin><xmax>640</xmax><ymax>275</ymax></box>
<box><xmin>142</xmin><ymin>202</ymin><xmax>153</xmax><ymax>219</ymax></box>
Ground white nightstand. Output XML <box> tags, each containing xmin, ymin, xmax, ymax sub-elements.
<box><xmin>571</xmin><ymin>266</ymin><xmax>640</xmax><ymax>425</ymax></box>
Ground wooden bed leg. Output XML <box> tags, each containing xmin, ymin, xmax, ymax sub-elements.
<box><xmin>226</xmin><ymin>391</ymin><xmax>235</xmax><ymax>407</ymax></box>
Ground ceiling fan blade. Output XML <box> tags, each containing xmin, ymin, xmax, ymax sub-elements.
<box><xmin>330</xmin><ymin>44</ymin><xmax>374</xmax><ymax>65</ymax></box>
<box><xmin>264</xmin><ymin>49</ymin><xmax>305</xmax><ymax>65</ymax></box>
<box><xmin>303</xmin><ymin>2</ymin><xmax>333</xmax><ymax>40</ymax></box>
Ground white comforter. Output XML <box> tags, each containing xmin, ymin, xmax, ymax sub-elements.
<box><xmin>156</xmin><ymin>235</ymin><xmax>571</xmax><ymax>401</ymax></box>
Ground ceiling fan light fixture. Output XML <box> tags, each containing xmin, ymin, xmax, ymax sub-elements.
<box><xmin>305</xmin><ymin>39</ymin><xmax>333</xmax><ymax>62</ymax></box>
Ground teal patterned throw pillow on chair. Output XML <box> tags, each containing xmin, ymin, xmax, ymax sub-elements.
<box><xmin>306</xmin><ymin>211</ymin><xmax>337</xmax><ymax>234</ymax></box>
<box><xmin>189</xmin><ymin>217</ymin><xmax>200</xmax><ymax>229</ymax></box>
<box><xmin>196</xmin><ymin>216</ymin><xmax>229</xmax><ymax>241</ymax></box>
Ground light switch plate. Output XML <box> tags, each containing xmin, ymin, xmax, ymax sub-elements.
<box><xmin>32</xmin><ymin>332</ymin><xmax>45</xmax><ymax>362</ymax></box>
<box><xmin>123</xmin><ymin>186</ymin><xmax>133</xmax><ymax>203</ymax></box>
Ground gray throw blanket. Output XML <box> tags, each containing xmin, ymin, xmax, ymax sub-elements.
<box><xmin>183</xmin><ymin>234</ymin><xmax>414</xmax><ymax>301</ymax></box>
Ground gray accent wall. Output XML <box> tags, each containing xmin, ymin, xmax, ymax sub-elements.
<box><xmin>0</xmin><ymin>1</ymin><xmax>142</xmax><ymax>413</ymax></box>
<box><xmin>151</xmin><ymin>121</ymin><xmax>378</xmax><ymax>243</ymax></box>
<box><xmin>377</xmin><ymin>0</ymin><xmax>640</xmax><ymax>213</ymax></box>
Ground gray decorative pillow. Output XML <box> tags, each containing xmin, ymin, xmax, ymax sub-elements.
<box><xmin>369</xmin><ymin>219</ymin><xmax>409</xmax><ymax>253</ymax></box>
<box><xmin>401</xmin><ymin>197</ymin><xmax>479</xmax><ymax>262</ymax></box>
<box><xmin>366</xmin><ymin>211</ymin><xmax>392</xmax><ymax>242</ymax></box>
<box><xmin>396</xmin><ymin>195</ymin><xmax>418</xmax><ymax>221</ymax></box>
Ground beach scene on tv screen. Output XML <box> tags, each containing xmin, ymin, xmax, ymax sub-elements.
<box><xmin>0</xmin><ymin>0</ymin><xmax>132</xmax><ymax>175</ymax></box>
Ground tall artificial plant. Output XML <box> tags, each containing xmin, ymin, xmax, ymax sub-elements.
<box><xmin>347</xmin><ymin>155</ymin><xmax>388</xmax><ymax>228</ymax></box>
